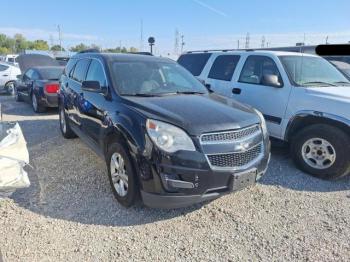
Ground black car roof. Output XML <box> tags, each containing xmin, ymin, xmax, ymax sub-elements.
<box><xmin>72</xmin><ymin>52</ymin><xmax>174</xmax><ymax>63</ymax></box>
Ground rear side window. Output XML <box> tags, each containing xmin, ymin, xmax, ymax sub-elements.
<box><xmin>72</xmin><ymin>59</ymin><xmax>90</xmax><ymax>83</ymax></box>
<box><xmin>86</xmin><ymin>60</ymin><xmax>107</xmax><ymax>87</ymax></box>
<box><xmin>208</xmin><ymin>55</ymin><xmax>240</xmax><ymax>81</ymax></box>
<box><xmin>177</xmin><ymin>53</ymin><xmax>211</xmax><ymax>76</ymax></box>
<box><xmin>31</xmin><ymin>70</ymin><xmax>40</xmax><ymax>80</ymax></box>
<box><xmin>0</xmin><ymin>64</ymin><xmax>9</xmax><ymax>71</ymax></box>
<box><xmin>65</xmin><ymin>58</ymin><xmax>77</xmax><ymax>77</ymax></box>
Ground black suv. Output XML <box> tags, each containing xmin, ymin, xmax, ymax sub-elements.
<box><xmin>58</xmin><ymin>52</ymin><xmax>270</xmax><ymax>208</ymax></box>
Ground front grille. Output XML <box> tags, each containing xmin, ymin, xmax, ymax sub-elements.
<box><xmin>201</xmin><ymin>125</ymin><xmax>260</xmax><ymax>144</ymax></box>
<box><xmin>207</xmin><ymin>143</ymin><xmax>262</xmax><ymax>169</ymax></box>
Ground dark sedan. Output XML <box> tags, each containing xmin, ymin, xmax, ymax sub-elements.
<box><xmin>15</xmin><ymin>54</ymin><xmax>64</xmax><ymax>112</ymax></box>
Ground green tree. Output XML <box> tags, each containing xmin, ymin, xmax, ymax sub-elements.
<box><xmin>69</xmin><ymin>43</ymin><xmax>89</xmax><ymax>52</ymax></box>
<box><xmin>14</xmin><ymin>34</ymin><xmax>28</xmax><ymax>52</ymax></box>
<box><xmin>51</xmin><ymin>45</ymin><xmax>65</xmax><ymax>51</ymax></box>
<box><xmin>29</xmin><ymin>40</ymin><xmax>49</xmax><ymax>50</ymax></box>
<box><xmin>0</xmin><ymin>47</ymin><xmax>10</xmax><ymax>55</ymax></box>
<box><xmin>129</xmin><ymin>47</ymin><xmax>138</xmax><ymax>53</ymax></box>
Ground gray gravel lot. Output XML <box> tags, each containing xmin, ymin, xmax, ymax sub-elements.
<box><xmin>0</xmin><ymin>95</ymin><xmax>349</xmax><ymax>261</ymax></box>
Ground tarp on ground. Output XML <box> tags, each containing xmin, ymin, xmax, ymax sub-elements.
<box><xmin>0</xmin><ymin>122</ymin><xmax>30</xmax><ymax>197</ymax></box>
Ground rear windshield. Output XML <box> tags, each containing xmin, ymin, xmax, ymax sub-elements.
<box><xmin>177</xmin><ymin>53</ymin><xmax>211</xmax><ymax>76</ymax></box>
<box><xmin>38</xmin><ymin>68</ymin><xmax>64</xmax><ymax>80</ymax></box>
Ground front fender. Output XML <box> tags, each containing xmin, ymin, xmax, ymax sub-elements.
<box><xmin>285</xmin><ymin>110</ymin><xmax>350</xmax><ymax>141</ymax></box>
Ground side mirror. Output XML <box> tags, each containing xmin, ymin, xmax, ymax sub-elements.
<box><xmin>261</xmin><ymin>74</ymin><xmax>282</xmax><ymax>88</ymax></box>
<box><xmin>82</xmin><ymin>81</ymin><xmax>103</xmax><ymax>93</ymax></box>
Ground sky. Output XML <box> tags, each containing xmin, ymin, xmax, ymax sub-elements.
<box><xmin>1</xmin><ymin>0</ymin><xmax>350</xmax><ymax>56</ymax></box>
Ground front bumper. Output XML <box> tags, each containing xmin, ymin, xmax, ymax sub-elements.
<box><xmin>139</xmin><ymin>139</ymin><xmax>271</xmax><ymax>209</ymax></box>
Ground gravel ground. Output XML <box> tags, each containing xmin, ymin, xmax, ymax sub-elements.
<box><xmin>0</xmin><ymin>95</ymin><xmax>349</xmax><ymax>262</ymax></box>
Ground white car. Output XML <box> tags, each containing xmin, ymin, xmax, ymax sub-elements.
<box><xmin>3</xmin><ymin>54</ymin><xmax>19</xmax><ymax>66</ymax></box>
<box><xmin>178</xmin><ymin>50</ymin><xmax>350</xmax><ymax>179</ymax></box>
<box><xmin>0</xmin><ymin>62</ymin><xmax>21</xmax><ymax>94</ymax></box>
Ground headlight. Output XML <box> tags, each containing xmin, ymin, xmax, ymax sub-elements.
<box><xmin>146</xmin><ymin>119</ymin><xmax>196</xmax><ymax>153</ymax></box>
<box><xmin>253</xmin><ymin>109</ymin><xmax>268</xmax><ymax>136</ymax></box>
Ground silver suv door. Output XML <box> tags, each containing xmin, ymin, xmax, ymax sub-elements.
<box><xmin>233</xmin><ymin>55</ymin><xmax>291</xmax><ymax>139</ymax></box>
<box><xmin>204</xmin><ymin>55</ymin><xmax>241</xmax><ymax>95</ymax></box>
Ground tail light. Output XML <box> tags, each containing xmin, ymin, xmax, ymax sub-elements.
<box><xmin>45</xmin><ymin>83</ymin><xmax>59</xmax><ymax>94</ymax></box>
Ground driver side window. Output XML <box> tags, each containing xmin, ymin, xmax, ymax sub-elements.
<box><xmin>239</xmin><ymin>55</ymin><xmax>282</xmax><ymax>86</ymax></box>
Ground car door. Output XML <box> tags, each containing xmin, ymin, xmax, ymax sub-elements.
<box><xmin>16</xmin><ymin>69</ymin><xmax>34</xmax><ymax>101</ymax></box>
<box><xmin>233</xmin><ymin>55</ymin><xmax>291</xmax><ymax>138</ymax></box>
<box><xmin>0</xmin><ymin>64</ymin><xmax>10</xmax><ymax>86</ymax></box>
<box><xmin>80</xmin><ymin>59</ymin><xmax>109</xmax><ymax>144</ymax></box>
<box><xmin>67</xmin><ymin>58</ymin><xmax>91</xmax><ymax>128</ymax></box>
<box><xmin>204</xmin><ymin>55</ymin><xmax>241</xmax><ymax>95</ymax></box>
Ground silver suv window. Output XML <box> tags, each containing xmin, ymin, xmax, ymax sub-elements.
<box><xmin>239</xmin><ymin>55</ymin><xmax>283</xmax><ymax>86</ymax></box>
<box><xmin>208</xmin><ymin>55</ymin><xmax>240</xmax><ymax>81</ymax></box>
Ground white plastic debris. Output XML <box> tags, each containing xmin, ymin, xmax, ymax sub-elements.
<box><xmin>0</xmin><ymin>123</ymin><xmax>30</xmax><ymax>196</ymax></box>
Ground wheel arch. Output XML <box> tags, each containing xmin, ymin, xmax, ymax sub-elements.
<box><xmin>285</xmin><ymin>111</ymin><xmax>350</xmax><ymax>141</ymax></box>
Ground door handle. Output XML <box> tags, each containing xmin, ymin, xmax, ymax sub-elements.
<box><xmin>232</xmin><ymin>88</ymin><xmax>241</xmax><ymax>94</ymax></box>
<box><xmin>3</xmin><ymin>74</ymin><xmax>8</xmax><ymax>77</ymax></box>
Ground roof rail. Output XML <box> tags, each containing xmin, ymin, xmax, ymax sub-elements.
<box><xmin>186</xmin><ymin>48</ymin><xmax>255</xmax><ymax>54</ymax></box>
<box><xmin>78</xmin><ymin>48</ymin><xmax>100</xmax><ymax>54</ymax></box>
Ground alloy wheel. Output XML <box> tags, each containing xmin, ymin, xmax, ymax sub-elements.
<box><xmin>32</xmin><ymin>94</ymin><xmax>38</xmax><ymax>111</ymax></box>
<box><xmin>110</xmin><ymin>152</ymin><xmax>129</xmax><ymax>197</ymax></box>
<box><xmin>60</xmin><ymin>109</ymin><xmax>67</xmax><ymax>134</ymax></box>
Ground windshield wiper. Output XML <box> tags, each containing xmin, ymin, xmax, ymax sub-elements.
<box><xmin>162</xmin><ymin>91</ymin><xmax>206</xmax><ymax>95</ymax></box>
<box><xmin>122</xmin><ymin>93</ymin><xmax>160</xmax><ymax>97</ymax></box>
<box><xmin>333</xmin><ymin>81</ymin><xmax>350</xmax><ymax>86</ymax></box>
<box><xmin>302</xmin><ymin>81</ymin><xmax>336</xmax><ymax>87</ymax></box>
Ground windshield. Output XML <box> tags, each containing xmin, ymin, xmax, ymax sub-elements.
<box><xmin>110</xmin><ymin>61</ymin><xmax>208</xmax><ymax>96</ymax></box>
<box><xmin>279</xmin><ymin>55</ymin><xmax>350</xmax><ymax>87</ymax></box>
<box><xmin>38</xmin><ymin>68</ymin><xmax>64</xmax><ymax>80</ymax></box>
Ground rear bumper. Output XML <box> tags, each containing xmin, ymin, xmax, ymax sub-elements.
<box><xmin>38</xmin><ymin>94</ymin><xmax>58</xmax><ymax>108</ymax></box>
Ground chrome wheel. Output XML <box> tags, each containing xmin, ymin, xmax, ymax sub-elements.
<box><xmin>110</xmin><ymin>153</ymin><xmax>128</xmax><ymax>197</ymax></box>
<box><xmin>60</xmin><ymin>109</ymin><xmax>67</xmax><ymax>134</ymax></box>
<box><xmin>32</xmin><ymin>94</ymin><xmax>38</xmax><ymax>111</ymax></box>
<box><xmin>301</xmin><ymin>138</ymin><xmax>336</xmax><ymax>169</ymax></box>
<box><xmin>6</xmin><ymin>82</ymin><xmax>15</xmax><ymax>95</ymax></box>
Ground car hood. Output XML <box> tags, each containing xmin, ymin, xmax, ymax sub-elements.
<box><xmin>306</xmin><ymin>86</ymin><xmax>350</xmax><ymax>101</ymax></box>
<box><xmin>17</xmin><ymin>54</ymin><xmax>60</xmax><ymax>72</ymax></box>
<box><xmin>123</xmin><ymin>93</ymin><xmax>260</xmax><ymax>136</ymax></box>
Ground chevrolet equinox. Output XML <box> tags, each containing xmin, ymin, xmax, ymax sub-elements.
<box><xmin>58</xmin><ymin>52</ymin><xmax>270</xmax><ymax>208</ymax></box>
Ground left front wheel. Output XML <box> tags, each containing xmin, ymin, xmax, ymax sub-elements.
<box><xmin>106</xmin><ymin>142</ymin><xmax>139</xmax><ymax>207</ymax></box>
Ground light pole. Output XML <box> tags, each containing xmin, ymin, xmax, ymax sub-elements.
<box><xmin>148</xmin><ymin>37</ymin><xmax>155</xmax><ymax>54</ymax></box>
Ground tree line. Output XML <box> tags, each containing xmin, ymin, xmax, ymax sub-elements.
<box><xmin>0</xmin><ymin>34</ymin><xmax>138</xmax><ymax>54</ymax></box>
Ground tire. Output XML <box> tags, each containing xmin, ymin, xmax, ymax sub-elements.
<box><xmin>5</xmin><ymin>81</ymin><xmax>15</xmax><ymax>96</ymax></box>
<box><xmin>59</xmin><ymin>106</ymin><xmax>77</xmax><ymax>139</ymax></box>
<box><xmin>106</xmin><ymin>142</ymin><xmax>139</xmax><ymax>207</ymax></box>
<box><xmin>291</xmin><ymin>124</ymin><xmax>350</xmax><ymax>180</ymax></box>
<box><xmin>31</xmin><ymin>92</ymin><xmax>46</xmax><ymax>113</ymax></box>
<box><xmin>14</xmin><ymin>87</ymin><xmax>22</xmax><ymax>102</ymax></box>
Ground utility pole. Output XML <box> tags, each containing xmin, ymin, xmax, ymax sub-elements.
<box><xmin>245</xmin><ymin>32</ymin><xmax>250</xmax><ymax>49</ymax></box>
<box><xmin>57</xmin><ymin>25</ymin><xmax>62</xmax><ymax>51</ymax></box>
<box><xmin>49</xmin><ymin>34</ymin><xmax>54</xmax><ymax>49</ymax></box>
<box><xmin>237</xmin><ymin>40</ymin><xmax>240</xmax><ymax>49</ymax></box>
<box><xmin>174</xmin><ymin>29</ymin><xmax>180</xmax><ymax>55</ymax></box>
<box><xmin>325</xmin><ymin>36</ymin><xmax>329</xmax><ymax>44</ymax></box>
<box><xmin>181</xmin><ymin>35</ymin><xmax>185</xmax><ymax>53</ymax></box>
<box><xmin>261</xmin><ymin>36</ymin><xmax>266</xmax><ymax>48</ymax></box>
<box><xmin>140</xmin><ymin>19</ymin><xmax>144</xmax><ymax>51</ymax></box>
